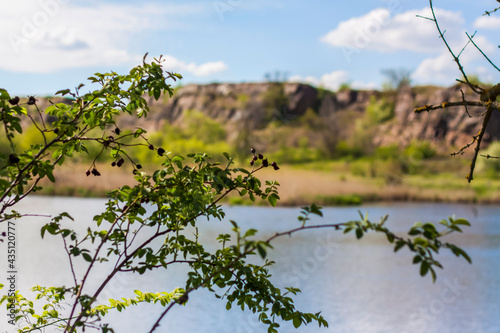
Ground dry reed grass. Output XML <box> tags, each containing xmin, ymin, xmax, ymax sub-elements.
<box><xmin>36</xmin><ymin>162</ymin><xmax>496</xmax><ymax>205</ymax></box>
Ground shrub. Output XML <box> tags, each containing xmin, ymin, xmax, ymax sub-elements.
<box><xmin>365</xmin><ymin>95</ymin><xmax>395</xmax><ymax>124</ymax></box>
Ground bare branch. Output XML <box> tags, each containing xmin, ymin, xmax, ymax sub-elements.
<box><xmin>414</xmin><ymin>101</ymin><xmax>483</xmax><ymax>113</ymax></box>
<box><xmin>428</xmin><ymin>0</ymin><xmax>483</xmax><ymax>94</ymax></box>
<box><xmin>466</xmin><ymin>103</ymin><xmax>495</xmax><ymax>182</ymax></box>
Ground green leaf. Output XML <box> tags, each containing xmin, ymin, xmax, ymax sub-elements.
<box><xmin>453</xmin><ymin>218</ymin><xmax>471</xmax><ymax>227</ymax></box>
<box><xmin>268</xmin><ymin>193</ymin><xmax>279</xmax><ymax>207</ymax></box>
<box><xmin>394</xmin><ymin>240</ymin><xmax>405</xmax><ymax>252</ymax></box>
<box><xmin>292</xmin><ymin>317</ymin><xmax>302</xmax><ymax>328</ymax></box>
<box><xmin>47</xmin><ymin>309</ymin><xmax>58</xmax><ymax>317</ymax></box>
<box><xmin>256</xmin><ymin>244</ymin><xmax>267</xmax><ymax>259</ymax></box>
<box><xmin>243</xmin><ymin>229</ymin><xmax>257</xmax><ymax>238</ymax></box>
<box><xmin>309</xmin><ymin>203</ymin><xmax>323</xmax><ymax>217</ymax></box>
<box><xmin>420</xmin><ymin>261</ymin><xmax>429</xmax><ymax>277</ymax></box>
<box><xmin>0</xmin><ymin>88</ymin><xmax>10</xmax><ymax>100</ymax></box>
<box><xmin>55</xmin><ymin>89</ymin><xmax>71</xmax><ymax>96</ymax></box>
<box><xmin>355</xmin><ymin>228</ymin><xmax>363</xmax><ymax>239</ymax></box>
<box><xmin>82</xmin><ymin>253</ymin><xmax>93</xmax><ymax>262</ymax></box>
<box><xmin>449</xmin><ymin>245</ymin><xmax>472</xmax><ymax>264</ymax></box>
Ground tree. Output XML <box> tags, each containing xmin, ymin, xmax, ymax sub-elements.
<box><xmin>0</xmin><ymin>7</ymin><xmax>479</xmax><ymax>332</ymax></box>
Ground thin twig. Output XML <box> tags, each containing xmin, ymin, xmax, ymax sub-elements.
<box><xmin>460</xmin><ymin>90</ymin><xmax>472</xmax><ymax>117</ymax></box>
<box><xmin>466</xmin><ymin>103</ymin><xmax>495</xmax><ymax>182</ymax></box>
<box><xmin>414</xmin><ymin>100</ymin><xmax>483</xmax><ymax>113</ymax></box>
<box><xmin>466</xmin><ymin>32</ymin><xmax>500</xmax><ymax>72</ymax></box>
<box><xmin>428</xmin><ymin>0</ymin><xmax>483</xmax><ymax>94</ymax></box>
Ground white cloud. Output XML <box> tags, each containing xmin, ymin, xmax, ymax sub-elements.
<box><xmin>288</xmin><ymin>75</ymin><xmax>320</xmax><ymax>86</ymax></box>
<box><xmin>319</xmin><ymin>70</ymin><xmax>350</xmax><ymax>91</ymax></box>
<box><xmin>412</xmin><ymin>52</ymin><xmax>459</xmax><ymax>84</ymax></box>
<box><xmin>474</xmin><ymin>15</ymin><xmax>500</xmax><ymax>29</ymax></box>
<box><xmin>0</xmin><ymin>1</ymin><xmax>214</xmax><ymax>73</ymax></box>
<box><xmin>161</xmin><ymin>55</ymin><xmax>227</xmax><ymax>76</ymax></box>
<box><xmin>289</xmin><ymin>70</ymin><xmax>376</xmax><ymax>91</ymax></box>
<box><xmin>321</xmin><ymin>7</ymin><xmax>464</xmax><ymax>54</ymax></box>
<box><xmin>412</xmin><ymin>35</ymin><xmax>498</xmax><ymax>85</ymax></box>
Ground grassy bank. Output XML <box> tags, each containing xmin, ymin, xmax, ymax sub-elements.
<box><xmin>37</xmin><ymin>158</ymin><xmax>500</xmax><ymax>206</ymax></box>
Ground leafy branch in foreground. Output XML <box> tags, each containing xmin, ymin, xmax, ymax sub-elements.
<box><xmin>1</xmin><ymin>52</ymin><xmax>472</xmax><ymax>333</ymax></box>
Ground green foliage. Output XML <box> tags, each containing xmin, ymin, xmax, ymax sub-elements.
<box><xmin>181</xmin><ymin>109</ymin><xmax>227</xmax><ymax>142</ymax></box>
<box><xmin>337</xmin><ymin>82</ymin><xmax>352</xmax><ymax>92</ymax></box>
<box><xmin>403</xmin><ymin>141</ymin><xmax>436</xmax><ymax>161</ymax></box>
<box><xmin>263</xmin><ymin>83</ymin><xmax>288</xmax><ymax>113</ymax></box>
<box><xmin>334</xmin><ymin>140</ymin><xmax>365</xmax><ymax>159</ymax></box>
<box><xmin>365</xmin><ymin>95</ymin><xmax>395</xmax><ymax>124</ymax></box>
<box><xmin>477</xmin><ymin>141</ymin><xmax>500</xmax><ymax>178</ymax></box>
<box><xmin>314</xmin><ymin>194</ymin><xmax>363</xmax><ymax>206</ymax></box>
<box><xmin>129</xmin><ymin>111</ymin><xmax>231</xmax><ymax>165</ymax></box>
<box><xmin>343</xmin><ymin>213</ymin><xmax>471</xmax><ymax>282</ymax></box>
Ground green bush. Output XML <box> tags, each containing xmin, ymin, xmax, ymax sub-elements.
<box><xmin>403</xmin><ymin>141</ymin><xmax>435</xmax><ymax>161</ymax></box>
<box><xmin>477</xmin><ymin>141</ymin><xmax>500</xmax><ymax>178</ymax></box>
<box><xmin>374</xmin><ymin>145</ymin><xmax>400</xmax><ymax>160</ymax></box>
<box><xmin>334</xmin><ymin>140</ymin><xmax>365</xmax><ymax>158</ymax></box>
<box><xmin>365</xmin><ymin>95</ymin><xmax>395</xmax><ymax>124</ymax></box>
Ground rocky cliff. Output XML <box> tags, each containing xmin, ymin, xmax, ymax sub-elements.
<box><xmin>28</xmin><ymin>82</ymin><xmax>497</xmax><ymax>153</ymax></box>
<box><xmin>127</xmin><ymin>82</ymin><xmax>499</xmax><ymax>152</ymax></box>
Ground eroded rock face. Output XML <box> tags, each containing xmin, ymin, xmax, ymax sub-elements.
<box><xmin>145</xmin><ymin>82</ymin><xmax>318</xmax><ymax>129</ymax></box>
<box><xmin>374</xmin><ymin>85</ymin><xmax>498</xmax><ymax>150</ymax></box>
<box><xmin>31</xmin><ymin>82</ymin><xmax>498</xmax><ymax>151</ymax></box>
<box><xmin>142</xmin><ymin>82</ymin><xmax>498</xmax><ymax>150</ymax></box>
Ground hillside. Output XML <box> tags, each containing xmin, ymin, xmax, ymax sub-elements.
<box><xmin>10</xmin><ymin>82</ymin><xmax>500</xmax><ymax>205</ymax></box>
<box><xmin>115</xmin><ymin>82</ymin><xmax>499</xmax><ymax>156</ymax></box>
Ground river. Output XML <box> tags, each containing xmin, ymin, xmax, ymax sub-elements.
<box><xmin>1</xmin><ymin>197</ymin><xmax>499</xmax><ymax>333</ymax></box>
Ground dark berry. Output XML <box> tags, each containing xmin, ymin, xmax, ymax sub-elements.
<box><xmin>91</xmin><ymin>168</ymin><xmax>101</xmax><ymax>176</ymax></box>
<box><xmin>117</xmin><ymin>158</ymin><xmax>124</xmax><ymax>167</ymax></box>
<box><xmin>136</xmin><ymin>164</ymin><xmax>142</xmax><ymax>169</ymax></box>
<box><xmin>148</xmin><ymin>144</ymin><xmax>155</xmax><ymax>150</ymax></box>
<box><xmin>250</xmin><ymin>160</ymin><xmax>254</xmax><ymax>166</ymax></box>
<box><xmin>157</xmin><ymin>147</ymin><xmax>165</xmax><ymax>156</ymax></box>
<box><xmin>251</xmin><ymin>147</ymin><xmax>256</xmax><ymax>154</ymax></box>
<box><xmin>272</xmin><ymin>162</ymin><xmax>279</xmax><ymax>170</ymax></box>
<box><xmin>8</xmin><ymin>97</ymin><xmax>20</xmax><ymax>105</ymax></box>
<box><xmin>9</xmin><ymin>154</ymin><xmax>20</xmax><ymax>164</ymax></box>
<box><xmin>133</xmin><ymin>169</ymin><xmax>138</xmax><ymax>175</ymax></box>
<box><xmin>253</xmin><ymin>155</ymin><xmax>258</xmax><ymax>161</ymax></box>
<box><xmin>111</xmin><ymin>161</ymin><xmax>116</xmax><ymax>167</ymax></box>
<box><xmin>27</xmin><ymin>96</ymin><xmax>37</xmax><ymax>105</ymax></box>
<box><xmin>53</xmin><ymin>128</ymin><xmax>59</xmax><ymax>134</ymax></box>
<box><xmin>114</xmin><ymin>127</ymin><xmax>121</xmax><ymax>135</ymax></box>
<box><xmin>258</xmin><ymin>154</ymin><xmax>263</xmax><ymax>160</ymax></box>
<box><xmin>86</xmin><ymin>170</ymin><xmax>91</xmax><ymax>176</ymax></box>
<box><xmin>262</xmin><ymin>159</ymin><xmax>269</xmax><ymax>167</ymax></box>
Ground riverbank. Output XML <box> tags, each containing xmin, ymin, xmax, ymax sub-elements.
<box><xmin>39</xmin><ymin>160</ymin><xmax>500</xmax><ymax>206</ymax></box>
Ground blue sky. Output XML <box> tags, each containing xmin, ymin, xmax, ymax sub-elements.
<box><xmin>0</xmin><ymin>0</ymin><xmax>499</xmax><ymax>96</ymax></box>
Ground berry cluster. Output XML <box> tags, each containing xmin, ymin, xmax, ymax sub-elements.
<box><xmin>250</xmin><ymin>147</ymin><xmax>279</xmax><ymax>170</ymax></box>
<box><xmin>86</xmin><ymin>168</ymin><xmax>101</xmax><ymax>177</ymax></box>
<box><xmin>7</xmin><ymin>96</ymin><xmax>36</xmax><ymax>106</ymax></box>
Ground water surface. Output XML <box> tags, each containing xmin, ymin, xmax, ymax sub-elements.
<box><xmin>1</xmin><ymin>197</ymin><xmax>499</xmax><ymax>333</ymax></box>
